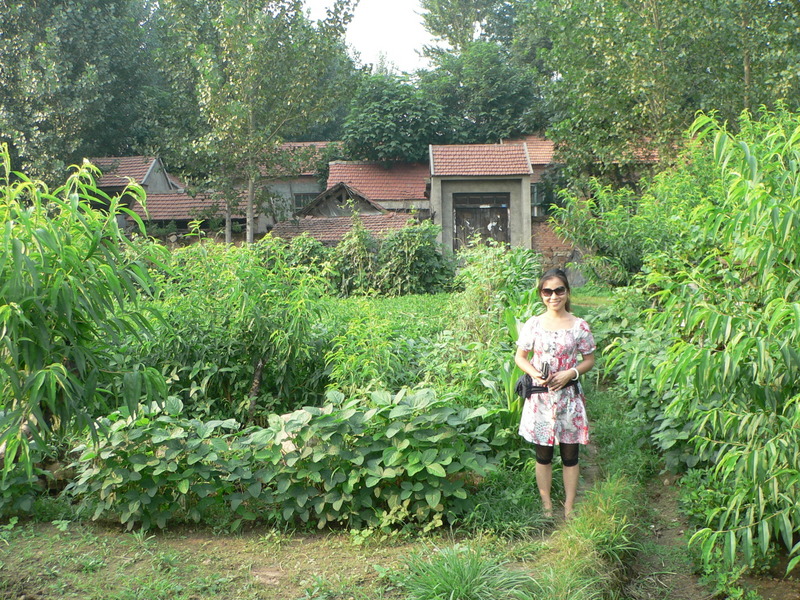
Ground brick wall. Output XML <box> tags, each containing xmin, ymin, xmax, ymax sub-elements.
<box><xmin>531</xmin><ymin>219</ymin><xmax>581</xmax><ymax>272</ymax></box>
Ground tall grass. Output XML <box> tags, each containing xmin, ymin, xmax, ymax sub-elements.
<box><xmin>403</xmin><ymin>544</ymin><xmax>537</xmax><ymax>600</ymax></box>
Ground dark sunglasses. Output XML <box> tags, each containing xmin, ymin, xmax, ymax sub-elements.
<box><xmin>541</xmin><ymin>286</ymin><xmax>567</xmax><ymax>297</ymax></box>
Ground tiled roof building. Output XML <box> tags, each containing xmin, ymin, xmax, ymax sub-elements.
<box><xmin>326</xmin><ymin>162</ymin><xmax>429</xmax><ymax>211</ymax></box>
<box><xmin>271</xmin><ymin>212</ymin><xmax>416</xmax><ymax>246</ymax></box>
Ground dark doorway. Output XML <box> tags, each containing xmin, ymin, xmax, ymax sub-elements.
<box><xmin>453</xmin><ymin>193</ymin><xmax>510</xmax><ymax>250</ymax></box>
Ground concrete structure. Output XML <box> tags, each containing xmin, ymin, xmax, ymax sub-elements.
<box><xmin>268</xmin><ymin>141</ymin><xmax>333</xmax><ymax>215</ymax></box>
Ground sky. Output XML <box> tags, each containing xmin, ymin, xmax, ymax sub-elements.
<box><xmin>304</xmin><ymin>0</ymin><xmax>436</xmax><ymax>73</ymax></box>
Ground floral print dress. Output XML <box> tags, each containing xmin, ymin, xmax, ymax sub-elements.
<box><xmin>516</xmin><ymin>315</ymin><xmax>595</xmax><ymax>446</ymax></box>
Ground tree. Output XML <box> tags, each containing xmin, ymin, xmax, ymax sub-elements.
<box><xmin>0</xmin><ymin>0</ymin><xmax>153</xmax><ymax>182</ymax></box>
<box><xmin>419</xmin><ymin>40</ymin><xmax>542</xmax><ymax>144</ymax></box>
<box><xmin>342</xmin><ymin>74</ymin><xmax>445</xmax><ymax>163</ymax></box>
<box><xmin>0</xmin><ymin>143</ymin><xmax>167</xmax><ymax>473</ymax></box>
<box><xmin>420</xmin><ymin>0</ymin><xmax>516</xmax><ymax>53</ymax></box>
<box><xmin>163</xmin><ymin>0</ymin><xmax>354</xmax><ymax>242</ymax></box>
<box><xmin>614</xmin><ymin>107</ymin><xmax>800</xmax><ymax>575</ymax></box>
<box><xmin>517</xmin><ymin>0</ymin><xmax>800</xmax><ymax>179</ymax></box>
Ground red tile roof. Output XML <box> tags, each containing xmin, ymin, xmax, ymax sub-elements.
<box><xmin>327</xmin><ymin>162</ymin><xmax>428</xmax><ymax>201</ymax></box>
<box><xmin>501</xmin><ymin>135</ymin><xmax>555</xmax><ymax>165</ymax></box>
<box><xmin>271</xmin><ymin>213</ymin><xmax>415</xmax><ymax>245</ymax></box>
<box><xmin>129</xmin><ymin>192</ymin><xmax>231</xmax><ymax>222</ymax></box>
<box><xmin>429</xmin><ymin>144</ymin><xmax>532</xmax><ymax>176</ymax></box>
<box><xmin>90</xmin><ymin>156</ymin><xmax>159</xmax><ymax>187</ymax></box>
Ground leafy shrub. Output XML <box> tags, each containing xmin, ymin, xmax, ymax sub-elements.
<box><xmin>0</xmin><ymin>143</ymin><xmax>167</xmax><ymax>471</ymax></box>
<box><xmin>287</xmin><ymin>233</ymin><xmax>332</xmax><ymax>271</ymax></box>
<box><xmin>551</xmin><ymin>140</ymin><xmax>723</xmax><ymax>286</ymax></box>
<box><xmin>610</xmin><ymin>107</ymin><xmax>800</xmax><ymax>573</ymax></box>
<box><xmin>329</xmin><ymin>214</ymin><xmax>378</xmax><ymax>296</ymax></box>
<box><xmin>0</xmin><ymin>468</ymin><xmax>44</xmax><ymax>517</ymax></box>
<box><xmin>68</xmin><ymin>389</ymin><xmax>500</xmax><ymax>531</ymax></box>
<box><xmin>131</xmin><ymin>236</ymin><xmax>329</xmax><ymax>421</ymax></box>
<box><xmin>452</xmin><ymin>238</ymin><xmax>541</xmax><ymax>343</ymax></box>
<box><xmin>375</xmin><ymin>220</ymin><xmax>456</xmax><ymax>296</ymax></box>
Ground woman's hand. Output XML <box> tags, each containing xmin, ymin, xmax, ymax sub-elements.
<box><xmin>547</xmin><ymin>370</ymin><xmax>575</xmax><ymax>391</ymax></box>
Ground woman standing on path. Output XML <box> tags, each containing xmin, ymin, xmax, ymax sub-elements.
<box><xmin>514</xmin><ymin>268</ymin><xmax>596</xmax><ymax>519</ymax></box>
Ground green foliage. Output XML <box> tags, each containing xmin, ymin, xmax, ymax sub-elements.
<box><xmin>552</xmin><ymin>140</ymin><xmax>723</xmax><ymax>286</ymax></box>
<box><xmin>68</xmin><ymin>389</ymin><xmax>499</xmax><ymax>532</ymax></box>
<box><xmin>0</xmin><ymin>0</ymin><xmax>153</xmax><ymax>181</ymax></box>
<box><xmin>182</xmin><ymin>0</ymin><xmax>355</xmax><ymax>241</ymax></box>
<box><xmin>0</xmin><ymin>468</ymin><xmax>43</xmax><ymax>517</ymax></box>
<box><xmin>287</xmin><ymin>233</ymin><xmax>333</xmax><ymax>271</ymax></box>
<box><xmin>134</xmin><ymin>236</ymin><xmax>328</xmax><ymax>420</ymax></box>
<box><xmin>610</xmin><ymin>108</ymin><xmax>800</xmax><ymax>573</ymax></box>
<box><xmin>461</xmin><ymin>463</ymin><xmax>551</xmax><ymax>538</ymax></box>
<box><xmin>327</xmin><ymin>218</ymin><xmax>456</xmax><ymax>298</ymax></box>
<box><xmin>519</xmin><ymin>0</ymin><xmax>800</xmax><ymax>178</ymax></box>
<box><xmin>0</xmin><ymin>143</ymin><xmax>168</xmax><ymax>472</ymax></box>
<box><xmin>419</xmin><ymin>40</ymin><xmax>542</xmax><ymax>143</ymax></box>
<box><xmin>324</xmin><ymin>299</ymin><xmax>408</xmax><ymax>394</ymax></box>
<box><xmin>342</xmin><ymin>74</ymin><xmax>445</xmax><ymax>163</ymax></box>
<box><xmin>402</xmin><ymin>544</ymin><xmax>537</xmax><ymax>600</ymax></box>
<box><xmin>329</xmin><ymin>215</ymin><xmax>379</xmax><ymax>296</ymax></box>
<box><xmin>454</xmin><ymin>238</ymin><xmax>541</xmax><ymax>339</ymax></box>
<box><xmin>375</xmin><ymin>220</ymin><xmax>456</xmax><ymax>296</ymax></box>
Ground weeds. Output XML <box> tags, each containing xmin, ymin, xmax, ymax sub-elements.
<box><xmin>402</xmin><ymin>544</ymin><xmax>537</xmax><ymax>600</ymax></box>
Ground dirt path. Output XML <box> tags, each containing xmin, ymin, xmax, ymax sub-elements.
<box><xmin>622</xmin><ymin>473</ymin><xmax>800</xmax><ymax>600</ymax></box>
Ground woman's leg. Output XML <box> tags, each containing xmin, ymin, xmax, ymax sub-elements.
<box><xmin>560</xmin><ymin>443</ymin><xmax>580</xmax><ymax>518</ymax></box>
<box><xmin>534</xmin><ymin>444</ymin><xmax>555</xmax><ymax>517</ymax></box>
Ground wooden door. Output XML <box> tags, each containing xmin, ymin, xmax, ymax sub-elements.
<box><xmin>453</xmin><ymin>193</ymin><xmax>510</xmax><ymax>251</ymax></box>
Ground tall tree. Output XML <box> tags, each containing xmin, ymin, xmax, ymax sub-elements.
<box><xmin>0</xmin><ymin>0</ymin><xmax>152</xmax><ymax>181</ymax></box>
<box><xmin>419</xmin><ymin>40</ymin><xmax>542</xmax><ymax>144</ymax></box>
<box><xmin>420</xmin><ymin>0</ymin><xmax>524</xmax><ymax>53</ymax></box>
<box><xmin>517</xmin><ymin>0</ymin><xmax>800</xmax><ymax>179</ymax></box>
<box><xmin>161</xmin><ymin>0</ymin><xmax>354</xmax><ymax>242</ymax></box>
<box><xmin>341</xmin><ymin>73</ymin><xmax>445</xmax><ymax>163</ymax></box>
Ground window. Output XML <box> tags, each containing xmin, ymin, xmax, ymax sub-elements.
<box><xmin>531</xmin><ymin>183</ymin><xmax>547</xmax><ymax>217</ymax></box>
<box><xmin>293</xmin><ymin>193</ymin><xmax>318</xmax><ymax>213</ymax></box>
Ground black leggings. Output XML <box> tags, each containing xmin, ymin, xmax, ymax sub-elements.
<box><xmin>534</xmin><ymin>443</ymin><xmax>580</xmax><ymax>467</ymax></box>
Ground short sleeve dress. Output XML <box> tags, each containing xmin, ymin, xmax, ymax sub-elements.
<box><xmin>516</xmin><ymin>315</ymin><xmax>596</xmax><ymax>446</ymax></box>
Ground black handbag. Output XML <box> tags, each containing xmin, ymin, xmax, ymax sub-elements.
<box><xmin>514</xmin><ymin>366</ymin><xmax>580</xmax><ymax>399</ymax></box>
<box><xmin>514</xmin><ymin>373</ymin><xmax>548</xmax><ymax>398</ymax></box>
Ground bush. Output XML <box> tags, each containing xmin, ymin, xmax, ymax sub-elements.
<box><xmin>130</xmin><ymin>236</ymin><xmax>329</xmax><ymax>421</ymax></box>
<box><xmin>68</xmin><ymin>389</ymin><xmax>501</xmax><ymax>532</ymax></box>
<box><xmin>0</xmin><ymin>142</ymin><xmax>167</xmax><ymax>472</ymax></box>
<box><xmin>609</xmin><ymin>107</ymin><xmax>800</xmax><ymax>574</ymax></box>
<box><xmin>329</xmin><ymin>215</ymin><xmax>378</xmax><ymax>296</ymax></box>
<box><xmin>551</xmin><ymin>139</ymin><xmax>723</xmax><ymax>286</ymax></box>
<box><xmin>375</xmin><ymin>220</ymin><xmax>456</xmax><ymax>296</ymax></box>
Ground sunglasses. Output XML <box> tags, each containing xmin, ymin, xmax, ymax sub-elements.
<box><xmin>541</xmin><ymin>286</ymin><xmax>567</xmax><ymax>297</ymax></box>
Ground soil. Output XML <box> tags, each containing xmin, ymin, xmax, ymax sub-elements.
<box><xmin>623</xmin><ymin>473</ymin><xmax>800</xmax><ymax>600</ymax></box>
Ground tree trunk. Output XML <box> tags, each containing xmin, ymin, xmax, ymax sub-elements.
<box><xmin>225</xmin><ymin>202</ymin><xmax>232</xmax><ymax>244</ymax></box>
<box><xmin>246</xmin><ymin>175</ymin><xmax>255</xmax><ymax>244</ymax></box>
<box><xmin>247</xmin><ymin>357</ymin><xmax>265</xmax><ymax>423</ymax></box>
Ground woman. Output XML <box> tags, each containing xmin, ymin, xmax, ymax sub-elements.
<box><xmin>514</xmin><ymin>268</ymin><xmax>595</xmax><ymax>519</ymax></box>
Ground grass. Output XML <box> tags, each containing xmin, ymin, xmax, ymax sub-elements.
<box><xmin>0</xmin><ymin>291</ymin><xmax>697</xmax><ymax>600</ymax></box>
<box><xmin>402</xmin><ymin>544</ymin><xmax>538</xmax><ymax>600</ymax></box>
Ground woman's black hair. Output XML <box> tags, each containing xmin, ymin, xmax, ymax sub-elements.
<box><xmin>537</xmin><ymin>268</ymin><xmax>571</xmax><ymax>312</ymax></box>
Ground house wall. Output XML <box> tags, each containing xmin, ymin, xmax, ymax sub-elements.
<box><xmin>377</xmin><ymin>199</ymin><xmax>431</xmax><ymax>213</ymax></box>
<box><xmin>430</xmin><ymin>176</ymin><xmax>532</xmax><ymax>250</ymax></box>
<box><xmin>142</xmin><ymin>164</ymin><xmax>175</xmax><ymax>193</ymax></box>
<box><xmin>269</xmin><ymin>177</ymin><xmax>323</xmax><ymax>203</ymax></box>
<box><xmin>531</xmin><ymin>218</ymin><xmax>582</xmax><ymax>277</ymax></box>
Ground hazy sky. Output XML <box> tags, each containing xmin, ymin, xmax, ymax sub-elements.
<box><xmin>304</xmin><ymin>0</ymin><xmax>435</xmax><ymax>73</ymax></box>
